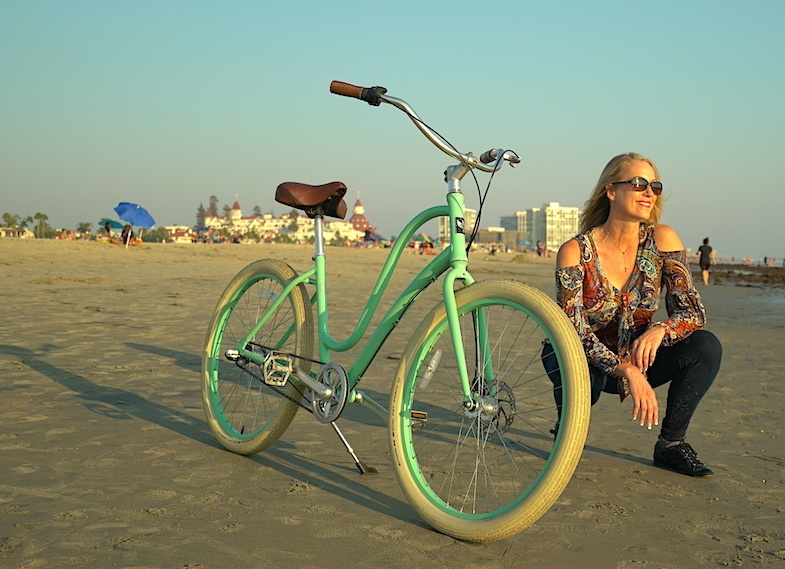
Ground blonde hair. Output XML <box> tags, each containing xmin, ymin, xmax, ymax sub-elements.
<box><xmin>579</xmin><ymin>152</ymin><xmax>663</xmax><ymax>233</ymax></box>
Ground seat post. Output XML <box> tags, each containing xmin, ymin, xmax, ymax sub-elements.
<box><xmin>313</xmin><ymin>215</ymin><xmax>325</xmax><ymax>259</ymax></box>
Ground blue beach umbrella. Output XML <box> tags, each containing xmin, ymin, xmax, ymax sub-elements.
<box><xmin>113</xmin><ymin>202</ymin><xmax>155</xmax><ymax>248</ymax></box>
<box><xmin>114</xmin><ymin>202</ymin><xmax>155</xmax><ymax>228</ymax></box>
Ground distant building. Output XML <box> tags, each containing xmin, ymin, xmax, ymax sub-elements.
<box><xmin>202</xmin><ymin>197</ymin><xmax>368</xmax><ymax>244</ymax></box>
<box><xmin>473</xmin><ymin>226</ymin><xmax>528</xmax><ymax>252</ymax></box>
<box><xmin>512</xmin><ymin>210</ymin><xmax>530</xmax><ymax>249</ymax></box>
<box><xmin>164</xmin><ymin>225</ymin><xmax>197</xmax><ymax>243</ymax></box>
<box><xmin>0</xmin><ymin>227</ymin><xmax>35</xmax><ymax>239</ymax></box>
<box><xmin>348</xmin><ymin>198</ymin><xmax>379</xmax><ymax>236</ymax></box>
<box><xmin>499</xmin><ymin>215</ymin><xmax>518</xmax><ymax>231</ymax></box>
<box><xmin>514</xmin><ymin>202</ymin><xmax>579</xmax><ymax>254</ymax></box>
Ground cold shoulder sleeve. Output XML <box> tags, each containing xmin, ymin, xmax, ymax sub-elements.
<box><xmin>556</xmin><ymin>265</ymin><xmax>621</xmax><ymax>375</ymax></box>
<box><xmin>657</xmin><ymin>250</ymin><xmax>706</xmax><ymax>345</ymax></box>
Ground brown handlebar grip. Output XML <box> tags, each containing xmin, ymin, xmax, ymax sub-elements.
<box><xmin>330</xmin><ymin>81</ymin><xmax>364</xmax><ymax>99</ymax></box>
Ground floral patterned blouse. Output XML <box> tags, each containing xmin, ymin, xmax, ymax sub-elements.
<box><xmin>556</xmin><ymin>223</ymin><xmax>706</xmax><ymax>377</ymax></box>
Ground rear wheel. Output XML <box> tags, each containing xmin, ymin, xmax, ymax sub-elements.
<box><xmin>202</xmin><ymin>260</ymin><xmax>314</xmax><ymax>455</ymax></box>
<box><xmin>389</xmin><ymin>280</ymin><xmax>589</xmax><ymax>542</ymax></box>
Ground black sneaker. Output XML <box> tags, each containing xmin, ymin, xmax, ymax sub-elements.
<box><xmin>653</xmin><ymin>441</ymin><xmax>713</xmax><ymax>477</ymax></box>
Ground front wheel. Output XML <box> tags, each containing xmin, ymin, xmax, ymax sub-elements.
<box><xmin>202</xmin><ymin>259</ymin><xmax>314</xmax><ymax>455</ymax></box>
<box><xmin>389</xmin><ymin>280</ymin><xmax>589</xmax><ymax>542</ymax></box>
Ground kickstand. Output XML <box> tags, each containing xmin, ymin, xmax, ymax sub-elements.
<box><xmin>330</xmin><ymin>422</ymin><xmax>378</xmax><ymax>475</ymax></box>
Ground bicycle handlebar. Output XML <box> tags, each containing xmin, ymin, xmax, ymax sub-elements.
<box><xmin>329</xmin><ymin>81</ymin><xmax>388</xmax><ymax>106</ymax></box>
<box><xmin>329</xmin><ymin>80</ymin><xmax>520</xmax><ymax>173</ymax></box>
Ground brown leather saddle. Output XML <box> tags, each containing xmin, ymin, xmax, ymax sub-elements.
<box><xmin>275</xmin><ymin>181</ymin><xmax>347</xmax><ymax>219</ymax></box>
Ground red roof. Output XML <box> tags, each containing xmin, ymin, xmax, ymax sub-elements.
<box><xmin>350</xmin><ymin>198</ymin><xmax>375</xmax><ymax>232</ymax></box>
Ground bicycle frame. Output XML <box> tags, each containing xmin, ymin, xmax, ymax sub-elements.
<box><xmin>233</xmin><ymin>162</ymin><xmax>486</xmax><ymax>410</ymax></box>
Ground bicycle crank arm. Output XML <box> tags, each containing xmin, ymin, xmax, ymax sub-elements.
<box><xmin>292</xmin><ymin>368</ymin><xmax>333</xmax><ymax>399</ymax></box>
<box><xmin>353</xmin><ymin>390</ymin><xmax>388</xmax><ymax>421</ymax></box>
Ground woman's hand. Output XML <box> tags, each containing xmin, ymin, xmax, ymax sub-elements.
<box><xmin>616</xmin><ymin>363</ymin><xmax>659</xmax><ymax>429</ymax></box>
<box><xmin>629</xmin><ymin>325</ymin><xmax>667</xmax><ymax>372</ymax></box>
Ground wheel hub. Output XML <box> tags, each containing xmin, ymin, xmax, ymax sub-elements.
<box><xmin>464</xmin><ymin>380</ymin><xmax>515</xmax><ymax>433</ymax></box>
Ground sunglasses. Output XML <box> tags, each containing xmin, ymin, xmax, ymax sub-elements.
<box><xmin>610</xmin><ymin>177</ymin><xmax>663</xmax><ymax>195</ymax></box>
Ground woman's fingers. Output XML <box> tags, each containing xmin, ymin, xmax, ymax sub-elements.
<box><xmin>630</xmin><ymin>377</ymin><xmax>659</xmax><ymax>429</ymax></box>
<box><xmin>631</xmin><ymin>335</ymin><xmax>660</xmax><ymax>371</ymax></box>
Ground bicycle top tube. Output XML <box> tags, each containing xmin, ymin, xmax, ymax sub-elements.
<box><xmin>329</xmin><ymin>81</ymin><xmax>521</xmax><ymax>174</ymax></box>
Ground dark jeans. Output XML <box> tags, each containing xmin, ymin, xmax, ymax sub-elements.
<box><xmin>543</xmin><ymin>330</ymin><xmax>722</xmax><ymax>442</ymax></box>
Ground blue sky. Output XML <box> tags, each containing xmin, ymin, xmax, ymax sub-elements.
<box><xmin>2</xmin><ymin>1</ymin><xmax>784</xmax><ymax>259</ymax></box>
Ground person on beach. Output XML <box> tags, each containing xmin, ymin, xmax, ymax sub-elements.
<box><xmin>121</xmin><ymin>224</ymin><xmax>134</xmax><ymax>245</ymax></box>
<box><xmin>698</xmin><ymin>237</ymin><xmax>716</xmax><ymax>285</ymax></box>
<box><xmin>543</xmin><ymin>152</ymin><xmax>722</xmax><ymax>477</ymax></box>
<box><xmin>99</xmin><ymin>221</ymin><xmax>112</xmax><ymax>239</ymax></box>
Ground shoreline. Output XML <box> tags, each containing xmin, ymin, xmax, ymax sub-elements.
<box><xmin>706</xmin><ymin>264</ymin><xmax>785</xmax><ymax>289</ymax></box>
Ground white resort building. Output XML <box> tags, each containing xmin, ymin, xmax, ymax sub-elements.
<box><xmin>202</xmin><ymin>198</ymin><xmax>378</xmax><ymax>244</ymax></box>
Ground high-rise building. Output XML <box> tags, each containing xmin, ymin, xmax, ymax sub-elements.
<box><xmin>499</xmin><ymin>215</ymin><xmax>518</xmax><ymax>231</ymax></box>
<box><xmin>525</xmin><ymin>202</ymin><xmax>579</xmax><ymax>254</ymax></box>
<box><xmin>437</xmin><ymin>202</ymin><xmax>578</xmax><ymax>253</ymax></box>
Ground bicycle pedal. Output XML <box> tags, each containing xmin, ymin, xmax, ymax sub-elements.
<box><xmin>263</xmin><ymin>352</ymin><xmax>293</xmax><ymax>386</ymax></box>
<box><xmin>410</xmin><ymin>410</ymin><xmax>428</xmax><ymax>431</ymax></box>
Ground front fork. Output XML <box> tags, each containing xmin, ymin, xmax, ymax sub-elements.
<box><xmin>441</xmin><ymin>163</ymin><xmax>494</xmax><ymax>410</ymax></box>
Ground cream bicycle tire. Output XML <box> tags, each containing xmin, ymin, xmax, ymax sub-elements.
<box><xmin>202</xmin><ymin>259</ymin><xmax>314</xmax><ymax>455</ymax></box>
<box><xmin>388</xmin><ymin>279</ymin><xmax>589</xmax><ymax>542</ymax></box>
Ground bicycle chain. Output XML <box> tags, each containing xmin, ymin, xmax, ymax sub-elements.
<box><xmin>236</xmin><ymin>360</ymin><xmax>315</xmax><ymax>415</ymax></box>
<box><xmin>238</xmin><ymin>343</ymin><xmax>331</xmax><ymax>416</ymax></box>
<box><xmin>248</xmin><ymin>342</ymin><xmax>327</xmax><ymax>368</ymax></box>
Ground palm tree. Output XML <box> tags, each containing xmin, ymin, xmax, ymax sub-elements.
<box><xmin>77</xmin><ymin>222</ymin><xmax>93</xmax><ymax>235</ymax></box>
<box><xmin>2</xmin><ymin>212</ymin><xmax>20</xmax><ymax>228</ymax></box>
<box><xmin>33</xmin><ymin>212</ymin><xmax>48</xmax><ymax>238</ymax></box>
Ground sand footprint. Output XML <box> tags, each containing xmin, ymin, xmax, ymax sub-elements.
<box><xmin>11</xmin><ymin>463</ymin><xmax>38</xmax><ymax>474</ymax></box>
<box><xmin>46</xmin><ymin>426</ymin><xmax>77</xmax><ymax>436</ymax></box>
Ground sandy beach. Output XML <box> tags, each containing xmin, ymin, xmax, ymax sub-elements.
<box><xmin>1</xmin><ymin>238</ymin><xmax>783</xmax><ymax>569</ymax></box>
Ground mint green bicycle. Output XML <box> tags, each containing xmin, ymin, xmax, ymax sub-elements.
<box><xmin>201</xmin><ymin>81</ymin><xmax>590</xmax><ymax>542</ymax></box>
